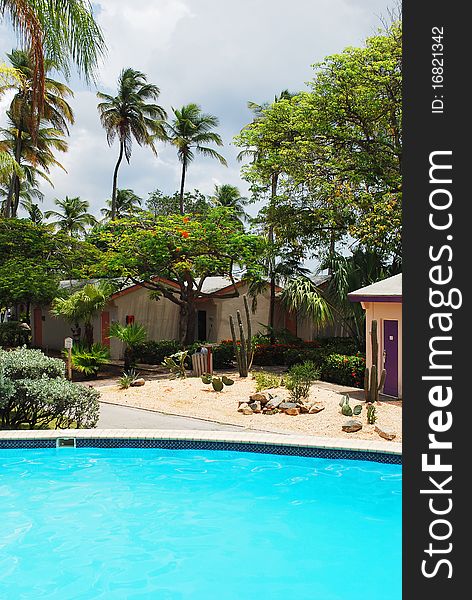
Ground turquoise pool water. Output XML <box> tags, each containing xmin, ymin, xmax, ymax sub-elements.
<box><xmin>0</xmin><ymin>448</ymin><xmax>401</xmax><ymax>599</ymax></box>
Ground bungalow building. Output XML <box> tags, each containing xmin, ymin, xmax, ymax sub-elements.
<box><xmin>348</xmin><ymin>273</ymin><xmax>402</xmax><ymax>398</ymax></box>
<box><xmin>32</xmin><ymin>277</ymin><xmax>303</xmax><ymax>360</ymax></box>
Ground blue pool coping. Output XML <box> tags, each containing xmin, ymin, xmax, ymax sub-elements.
<box><xmin>0</xmin><ymin>430</ymin><xmax>402</xmax><ymax>464</ymax></box>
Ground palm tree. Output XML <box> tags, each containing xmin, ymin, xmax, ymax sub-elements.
<box><xmin>0</xmin><ymin>49</ymin><xmax>74</xmax><ymax>217</ymax></box>
<box><xmin>100</xmin><ymin>188</ymin><xmax>142</xmax><ymax>220</ymax></box>
<box><xmin>0</xmin><ymin>0</ymin><xmax>105</xmax><ymax>132</ymax></box>
<box><xmin>0</xmin><ymin>121</ymin><xmax>68</xmax><ymax>216</ymax></box>
<box><xmin>164</xmin><ymin>103</ymin><xmax>227</xmax><ymax>215</ymax></box>
<box><xmin>45</xmin><ymin>196</ymin><xmax>96</xmax><ymax>237</ymax></box>
<box><xmin>108</xmin><ymin>321</ymin><xmax>147</xmax><ymax>370</ymax></box>
<box><xmin>211</xmin><ymin>184</ymin><xmax>248</xmax><ymax>223</ymax></box>
<box><xmin>51</xmin><ymin>281</ymin><xmax>114</xmax><ymax>347</ymax></box>
<box><xmin>97</xmin><ymin>68</ymin><xmax>166</xmax><ymax>220</ymax></box>
<box><xmin>21</xmin><ymin>197</ymin><xmax>43</xmax><ymax>223</ymax></box>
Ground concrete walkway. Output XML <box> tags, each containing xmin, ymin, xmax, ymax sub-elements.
<box><xmin>98</xmin><ymin>402</ymin><xmax>245</xmax><ymax>431</ymax></box>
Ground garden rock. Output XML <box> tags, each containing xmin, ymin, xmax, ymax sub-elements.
<box><xmin>278</xmin><ymin>402</ymin><xmax>298</xmax><ymax>411</ymax></box>
<box><xmin>238</xmin><ymin>403</ymin><xmax>253</xmax><ymax>415</ymax></box>
<box><xmin>266</xmin><ymin>396</ymin><xmax>283</xmax><ymax>410</ymax></box>
<box><xmin>263</xmin><ymin>408</ymin><xmax>279</xmax><ymax>415</ymax></box>
<box><xmin>248</xmin><ymin>400</ymin><xmax>262</xmax><ymax>413</ymax></box>
<box><xmin>342</xmin><ymin>419</ymin><xmax>362</xmax><ymax>433</ymax></box>
<box><xmin>130</xmin><ymin>378</ymin><xmax>145</xmax><ymax>387</ymax></box>
<box><xmin>285</xmin><ymin>407</ymin><xmax>300</xmax><ymax>416</ymax></box>
<box><xmin>375</xmin><ymin>426</ymin><xmax>396</xmax><ymax>441</ymax></box>
<box><xmin>249</xmin><ymin>392</ymin><xmax>268</xmax><ymax>404</ymax></box>
<box><xmin>308</xmin><ymin>402</ymin><xmax>325</xmax><ymax>414</ymax></box>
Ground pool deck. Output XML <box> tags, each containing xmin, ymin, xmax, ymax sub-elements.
<box><xmin>0</xmin><ymin>429</ymin><xmax>401</xmax><ymax>456</ymax></box>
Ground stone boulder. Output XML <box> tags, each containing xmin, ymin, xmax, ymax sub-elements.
<box><xmin>285</xmin><ymin>407</ymin><xmax>300</xmax><ymax>416</ymax></box>
<box><xmin>342</xmin><ymin>419</ymin><xmax>362</xmax><ymax>433</ymax></box>
<box><xmin>248</xmin><ymin>400</ymin><xmax>262</xmax><ymax>413</ymax></box>
<box><xmin>375</xmin><ymin>426</ymin><xmax>396</xmax><ymax>441</ymax></box>
<box><xmin>265</xmin><ymin>396</ymin><xmax>283</xmax><ymax>410</ymax></box>
<box><xmin>308</xmin><ymin>402</ymin><xmax>325</xmax><ymax>414</ymax></box>
<box><xmin>249</xmin><ymin>392</ymin><xmax>269</xmax><ymax>405</ymax></box>
<box><xmin>238</xmin><ymin>402</ymin><xmax>254</xmax><ymax>415</ymax></box>
<box><xmin>130</xmin><ymin>378</ymin><xmax>145</xmax><ymax>387</ymax></box>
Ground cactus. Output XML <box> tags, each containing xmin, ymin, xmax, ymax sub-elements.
<box><xmin>367</xmin><ymin>404</ymin><xmax>377</xmax><ymax>424</ymax></box>
<box><xmin>229</xmin><ymin>295</ymin><xmax>254</xmax><ymax>377</ymax></box>
<box><xmin>201</xmin><ymin>373</ymin><xmax>234</xmax><ymax>392</ymax></box>
<box><xmin>364</xmin><ymin>320</ymin><xmax>386</xmax><ymax>403</ymax></box>
<box><xmin>339</xmin><ymin>393</ymin><xmax>362</xmax><ymax>417</ymax></box>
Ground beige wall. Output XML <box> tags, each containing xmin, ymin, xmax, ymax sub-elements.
<box><xmin>363</xmin><ymin>301</ymin><xmax>402</xmax><ymax>398</ymax></box>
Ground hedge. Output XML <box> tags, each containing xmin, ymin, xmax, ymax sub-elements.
<box><xmin>320</xmin><ymin>353</ymin><xmax>366</xmax><ymax>388</ymax></box>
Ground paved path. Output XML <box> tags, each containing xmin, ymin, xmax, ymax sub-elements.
<box><xmin>98</xmin><ymin>402</ymin><xmax>245</xmax><ymax>431</ymax></box>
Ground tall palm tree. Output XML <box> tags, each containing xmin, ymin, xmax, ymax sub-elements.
<box><xmin>0</xmin><ymin>120</ymin><xmax>68</xmax><ymax>216</ymax></box>
<box><xmin>0</xmin><ymin>0</ymin><xmax>105</xmax><ymax>132</ymax></box>
<box><xmin>100</xmin><ymin>188</ymin><xmax>142</xmax><ymax>220</ymax></box>
<box><xmin>164</xmin><ymin>103</ymin><xmax>227</xmax><ymax>215</ymax></box>
<box><xmin>210</xmin><ymin>183</ymin><xmax>248</xmax><ymax>222</ymax></box>
<box><xmin>97</xmin><ymin>68</ymin><xmax>166</xmax><ymax>220</ymax></box>
<box><xmin>45</xmin><ymin>196</ymin><xmax>96</xmax><ymax>237</ymax></box>
<box><xmin>21</xmin><ymin>197</ymin><xmax>43</xmax><ymax>223</ymax></box>
<box><xmin>0</xmin><ymin>49</ymin><xmax>74</xmax><ymax>217</ymax></box>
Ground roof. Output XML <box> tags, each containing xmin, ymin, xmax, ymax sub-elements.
<box><xmin>348</xmin><ymin>273</ymin><xmax>402</xmax><ymax>303</ymax></box>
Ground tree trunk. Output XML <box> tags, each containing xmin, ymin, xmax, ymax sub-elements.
<box><xmin>84</xmin><ymin>322</ymin><xmax>94</xmax><ymax>348</ymax></box>
<box><xmin>4</xmin><ymin>128</ymin><xmax>22</xmax><ymax>218</ymax></box>
<box><xmin>178</xmin><ymin>300</ymin><xmax>196</xmax><ymax>345</ymax></box>
<box><xmin>268</xmin><ymin>171</ymin><xmax>279</xmax><ymax>344</ymax></box>
<box><xmin>179</xmin><ymin>159</ymin><xmax>187</xmax><ymax>215</ymax></box>
<box><xmin>111</xmin><ymin>141</ymin><xmax>124</xmax><ymax>220</ymax></box>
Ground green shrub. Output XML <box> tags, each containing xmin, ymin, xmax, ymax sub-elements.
<box><xmin>320</xmin><ymin>353</ymin><xmax>366</xmax><ymax>388</ymax></box>
<box><xmin>252</xmin><ymin>341</ymin><xmax>322</xmax><ymax>367</ymax></box>
<box><xmin>129</xmin><ymin>340</ymin><xmax>181</xmax><ymax>365</ymax></box>
<box><xmin>68</xmin><ymin>343</ymin><xmax>109</xmax><ymax>378</ymax></box>
<box><xmin>317</xmin><ymin>337</ymin><xmax>360</xmax><ymax>356</ymax></box>
<box><xmin>252</xmin><ymin>371</ymin><xmax>283</xmax><ymax>392</ymax></box>
<box><xmin>211</xmin><ymin>342</ymin><xmax>234</xmax><ymax>369</ymax></box>
<box><xmin>0</xmin><ymin>347</ymin><xmax>65</xmax><ymax>380</ymax></box>
<box><xmin>0</xmin><ymin>347</ymin><xmax>100</xmax><ymax>429</ymax></box>
<box><xmin>0</xmin><ymin>321</ymin><xmax>31</xmax><ymax>347</ymax></box>
<box><xmin>285</xmin><ymin>361</ymin><xmax>320</xmax><ymax>403</ymax></box>
<box><xmin>284</xmin><ymin>347</ymin><xmax>327</xmax><ymax>368</ymax></box>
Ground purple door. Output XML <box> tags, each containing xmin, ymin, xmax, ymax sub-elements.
<box><xmin>383</xmin><ymin>320</ymin><xmax>398</xmax><ymax>397</ymax></box>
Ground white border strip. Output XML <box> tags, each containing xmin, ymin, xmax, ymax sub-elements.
<box><xmin>0</xmin><ymin>429</ymin><xmax>401</xmax><ymax>455</ymax></box>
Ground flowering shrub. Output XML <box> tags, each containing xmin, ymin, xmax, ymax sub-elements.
<box><xmin>320</xmin><ymin>353</ymin><xmax>366</xmax><ymax>388</ymax></box>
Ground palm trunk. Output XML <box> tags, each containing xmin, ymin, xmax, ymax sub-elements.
<box><xmin>268</xmin><ymin>172</ymin><xmax>279</xmax><ymax>344</ymax></box>
<box><xmin>179</xmin><ymin>159</ymin><xmax>187</xmax><ymax>215</ymax></box>
<box><xmin>84</xmin><ymin>322</ymin><xmax>94</xmax><ymax>348</ymax></box>
<box><xmin>4</xmin><ymin>128</ymin><xmax>22</xmax><ymax>218</ymax></box>
<box><xmin>111</xmin><ymin>141</ymin><xmax>124</xmax><ymax>220</ymax></box>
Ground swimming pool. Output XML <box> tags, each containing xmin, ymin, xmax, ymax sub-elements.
<box><xmin>0</xmin><ymin>446</ymin><xmax>401</xmax><ymax>599</ymax></box>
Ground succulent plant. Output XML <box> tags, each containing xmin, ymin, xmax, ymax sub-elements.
<box><xmin>201</xmin><ymin>373</ymin><xmax>234</xmax><ymax>392</ymax></box>
<box><xmin>229</xmin><ymin>295</ymin><xmax>253</xmax><ymax>377</ymax></box>
<box><xmin>364</xmin><ymin>320</ymin><xmax>386</xmax><ymax>403</ymax></box>
<box><xmin>339</xmin><ymin>393</ymin><xmax>362</xmax><ymax>417</ymax></box>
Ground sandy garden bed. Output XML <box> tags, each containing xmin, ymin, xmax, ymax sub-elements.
<box><xmin>94</xmin><ymin>371</ymin><xmax>402</xmax><ymax>443</ymax></box>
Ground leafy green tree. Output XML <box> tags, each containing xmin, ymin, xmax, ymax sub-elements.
<box><xmin>0</xmin><ymin>218</ymin><xmax>101</xmax><ymax>319</ymax></box>
<box><xmin>164</xmin><ymin>103</ymin><xmax>227</xmax><ymax>214</ymax></box>
<box><xmin>97</xmin><ymin>68</ymin><xmax>166</xmax><ymax>220</ymax></box>
<box><xmin>45</xmin><ymin>196</ymin><xmax>96</xmax><ymax>237</ymax></box>
<box><xmin>146</xmin><ymin>188</ymin><xmax>210</xmax><ymax>218</ymax></box>
<box><xmin>101</xmin><ymin>188</ymin><xmax>142</xmax><ymax>220</ymax></box>
<box><xmin>269</xmin><ymin>23</ymin><xmax>402</xmax><ymax>263</ymax></box>
<box><xmin>51</xmin><ymin>281</ymin><xmax>115</xmax><ymax>347</ymax></box>
<box><xmin>89</xmin><ymin>207</ymin><xmax>264</xmax><ymax>344</ymax></box>
<box><xmin>0</xmin><ymin>0</ymin><xmax>105</xmax><ymax>132</ymax></box>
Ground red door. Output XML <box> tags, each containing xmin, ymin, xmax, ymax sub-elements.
<box><xmin>33</xmin><ymin>307</ymin><xmax>42</xmax><ymax>347</ymax></box>
<box><xmin>101</xmin><ymin>311</ymin><xmax>110</xmax><ymax>347</ymax></box>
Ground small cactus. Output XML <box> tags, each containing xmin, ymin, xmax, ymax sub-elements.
<box><xmin>339</xmin><ymin>393</ymin><xmax>362</xmax><ymax>417</ymax></box>
<box><xmin>367</xmin><ymin>404</ymin><xmax>377</xmax><ymax>424</ymax></box>
<box><xmin>364</xmin><ymin>320</ymin><xmax>386</xmax><ymax>403</ymax></box>
<box><xmin>201</xmin><ymin>373</ymin><xmax>234</xmax><ymax>392</ymax></box>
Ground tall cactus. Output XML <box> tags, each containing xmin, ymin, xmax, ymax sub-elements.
<box><xmin>364</xmin><ymin>320</ymin><xmax>386</xmax><ymax>403</ymax></box>
<box><xmin>229</xmin><ymin>295</ymin><xmax>254</xmax><ymax>377</ymax></box>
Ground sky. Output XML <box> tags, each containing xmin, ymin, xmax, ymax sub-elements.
<box><xmin>0</xmin><ymin>0</ymin><xmax>391</xmax><ymax>219</ymax></box>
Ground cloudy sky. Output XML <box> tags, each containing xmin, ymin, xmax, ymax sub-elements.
<box><xmin>1</xmin><ymin>0</ymin><xmax>390</xmax><ymax>218</ymax></box>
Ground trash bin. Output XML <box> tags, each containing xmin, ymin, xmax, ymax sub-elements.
<box><xmin>191</xmin><ymin>346</ymin><xmax>213</xmax><ymax>376</ymax></box>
